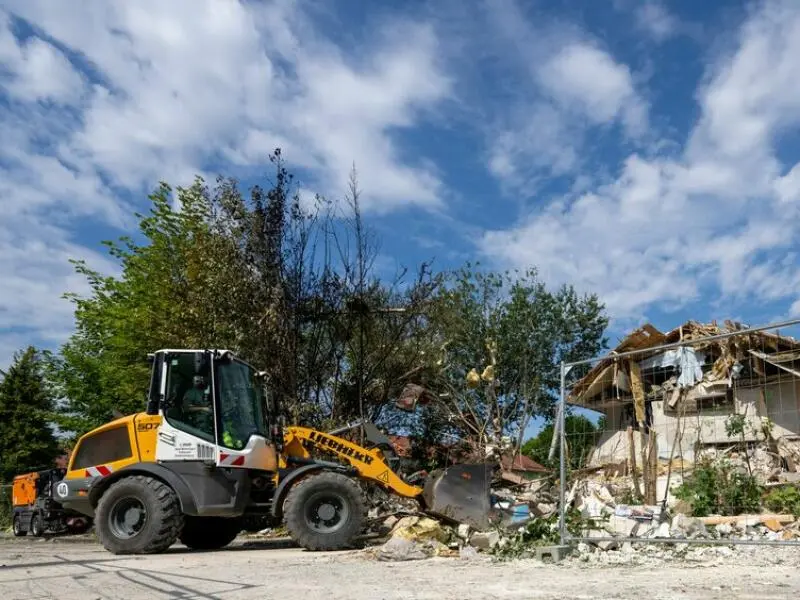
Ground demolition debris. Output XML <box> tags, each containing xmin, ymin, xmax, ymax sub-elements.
<box><xmin>365</xmin><ymin>319</ymin><xmax>800</xmax><ymax>563</ymax></box>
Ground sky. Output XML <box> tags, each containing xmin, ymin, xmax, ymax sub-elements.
<box><xmin>2</xmin><ymin>0</ymin><xmax>800</xmax><ymax>388</ymax></box>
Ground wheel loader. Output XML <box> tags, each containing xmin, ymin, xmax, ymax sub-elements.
<box><xmin>54</xmin><ymin>348</ymin><xmax>497</xmax><ymax>554</ymax></box>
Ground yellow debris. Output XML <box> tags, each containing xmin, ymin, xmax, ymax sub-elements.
<box><xmin>392</xmin><ymin>517</ymin><xmax>449</xmax><ymax>544</ymax></box>
<box><xmin>466</xmin><ymin>368</ymin><xmax>481</xmax><ymax>388</ymax></box>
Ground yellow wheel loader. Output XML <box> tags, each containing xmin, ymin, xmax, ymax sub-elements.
<box><xmin>55</xmin><ymin>349</ymin><xmax>496</xmax><ymax>554</ymax></box>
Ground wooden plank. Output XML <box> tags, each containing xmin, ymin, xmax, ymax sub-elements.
<box><xmin>628</xmin><ymin>360</ymin><xmax>646</xmax><ymax>424</ymax></box>
<box><xmin>700</xmin><ymin>514</ymin><xmax>794</xmax><ymax>527</ymax></box>
<box><xmin>627</xmin><ymin>426</ymin><xmax>642</xmax><ymax>501</ymax></box>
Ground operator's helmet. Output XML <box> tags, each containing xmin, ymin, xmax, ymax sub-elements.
<box><xmin>193</xmin><ymin>375</ymin><xmax>206</xmax><ymax>389</ymax></box>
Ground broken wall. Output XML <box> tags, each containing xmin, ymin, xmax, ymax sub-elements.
<box><xmin>587</xmin><ymin>379</ymin><xmax>800</xmax><ymax>467</ymax></box>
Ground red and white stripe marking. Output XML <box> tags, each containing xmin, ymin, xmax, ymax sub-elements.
<box><xmin>218</xmin><ymin>453</ymin><xmax>245</xmax><ymax>466</ymax></box>
<box><xmin>85</xmin><ymin>465</ymin><xmax>114</xmax><ymax>478</ymax></box>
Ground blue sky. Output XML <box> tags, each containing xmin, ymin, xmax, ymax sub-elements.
<box><xmin>2</xmin><ymin>0</ymin><xmax>800</xmax><ymax>407</ymax></box>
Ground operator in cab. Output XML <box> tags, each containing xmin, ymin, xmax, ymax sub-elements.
<box><xmin>182</xmin><ymin>375</ymin><xmax>212</xmax><ymax>430</ymax></box>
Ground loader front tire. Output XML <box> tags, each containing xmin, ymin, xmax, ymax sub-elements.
<box><xmin>284</xmin><ymin>471</ymin><xmax>366</xmax><ymax>551</ymax></box>
<box><xmin>179</xmin><ymin>516</ymin><xmax>242</xmax><ymax>550</ymax></box>
<box><xmin>95</xmin><ymin>475</ymin><xmax>184</xmax><ymax>555</ymax></box>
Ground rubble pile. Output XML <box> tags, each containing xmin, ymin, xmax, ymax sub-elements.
<box><xmin>365</xmin><ymin>469</ymin><xmax>800</xmax><ymax>562</ymax></box>
<box><xmin>365</xmin><ymin>318</ymin><xmax>800</xmax><ymax>563</ymax></box>
<box><xmin>365</xmin><ymin>474</ymin><xmax>559</xmax><ymax>561</ymax></box>
<box><xmin>568</xmin><ymin>541</ymin><xmax>796</xmax><ymax>567</ymax></box>
<box><xmin>365</xmin><ymin>515</ymin><xmax>481</xmax><ymax>562</ymax></box>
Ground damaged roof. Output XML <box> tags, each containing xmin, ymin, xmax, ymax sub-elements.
<box><xmin>569</xmin><ymin>320</ymin><xmax>800</xmax><ymax>410</ymax></box>
<box><xmin>500</xmin><ymin>453</ymin><xmax>549</xmax><ymax>473</ymax></box>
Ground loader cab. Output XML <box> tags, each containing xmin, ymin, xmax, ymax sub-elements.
<box><xmin>145</xmin><ymin>349</ymin><xmax>280</xmax><ymax>470</ymax></box>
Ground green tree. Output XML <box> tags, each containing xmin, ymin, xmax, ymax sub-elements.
<box><xmin>47</xmin><ymin>177</ymin><xmax>225</xmax><ymax>436</ymax></box>
<box><xmin>0</xmin><ymin>347</ymin><xmax>60</xmax><ymax>482</ymax></box>
<box><xmin>48</xmin><ymin>151</ymin><xmax>443</xmax><ymax>438</ymax></box>
<box><xmin>422</xmin><ymin>264</ymin><xmax>608</xmax><ymax>453</ymax></box>
<box><xmin>521</xmin><ymin>414</ymin><xmax>601</xmax><ymax>470</ymax></box>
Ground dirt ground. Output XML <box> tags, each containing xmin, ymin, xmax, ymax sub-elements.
<box><xmin>1</xmin><ymin>536</ymin><xmax>800</xmax><ymax>600</ymax></box>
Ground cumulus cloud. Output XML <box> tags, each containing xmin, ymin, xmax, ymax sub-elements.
<box><xmin>481</xmin><ymin>0</ymin><xmax>800</xmax><ymax>320</ymax></box>
<box><xmin>538</xmin><ymin>43</ymin><xmax>647</xmax><ymax>137</ymax></box>
<box><xmin>634</xmin><ymin>1</ymin><xmax>680</xmax><ymax>42</ymax></box>
<box><xmin>0</xmin><ymin>0</ymin><xmax>452</xmax><ymax>366</ymax></box>
<box><xmin>480</xmin><ymin>1</ymin><xmax>650</xmax><ymax>193</ymax></box>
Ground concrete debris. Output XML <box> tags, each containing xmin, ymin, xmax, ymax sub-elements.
<box><xmin>715</xmin><ymin>523</ymin><xmax>733</xmax><ymax>537</ymax></box>
<box><xmin>605</xmin><ymin>515</ymin><xmax>641</xmax><ymax>537</ymax></box>
<box><xmin>377</xmin><ymin>538</ymin><xmax>431</xmax><ymax>562</ymax></box>
<box><xmin>650</xmin><ymin>522</ymin><xmax>671</xmax><ymax>539</ymax></box>
<box><xmin>469</xmin><ymin>531</ymin><xmax>501</xmax><ymax>550</ymax></box>
<box><xmin>586</xmin><ymin>530</ymin><xmax>618</xmax><ymax>551</ymax></box>
<box><xmin>670</xmin><ymin>514</ymin><xmax>708</xmax><ymax>539</ymax></box>
<box><xmin>459</xmin><ymin>545</ymin><xmax>481</xmax><ymax>560</ymax></box>
<box><xmin>457</xmin><ymin>524</ymin><xmax>471</xmax><ymax>541</ymax></box>
<box><xmin>533</xmin><ymin>503</ymin><xmax>556</xmax><ymax>517</ymax></box>
<box><xmin>567</xmin><ymin>541</ymin><xmax>800</xmax><ymax>568</ymax></box>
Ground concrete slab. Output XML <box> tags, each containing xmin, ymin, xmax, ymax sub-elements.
<box><xmin>534</xmin><ymin>544</ymin><xmax>574</xmax><ymax>562</ymax></box>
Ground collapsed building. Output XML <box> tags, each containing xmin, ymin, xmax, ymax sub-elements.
<box><xmin>569</xmin><ymin>320</ymin><xmax>800</xmax><ymax>479</ymax></box>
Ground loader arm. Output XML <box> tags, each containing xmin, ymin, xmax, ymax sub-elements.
<box><xmin>282</xmin><ymin>426</ymin><xmax>423</xmax><ymax>499</ymax></box>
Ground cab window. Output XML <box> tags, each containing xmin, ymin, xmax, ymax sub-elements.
<box><xmin>164</xmin><ymin>353</ymin><xmax>215</xmax><ymax>443</ymax></box>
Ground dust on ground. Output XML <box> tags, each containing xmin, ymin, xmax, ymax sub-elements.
<box><xmin>1</xmin><ymin>536</ymin><xmax>799</xmax><ymax>600</ymax></box>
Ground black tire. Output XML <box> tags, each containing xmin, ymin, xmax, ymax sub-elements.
<box><xmin>283</xmin><ymin>471</ymin><xmax>367</xmax><ymax>551</ymax></box>
<box><xmin>12</xmin><ymin>514</ymin><xmax>26</xmax><ymax>537</ymax></box>
<box><xmin>179</xmin><ymin>516</ymin><xmax>242</xmax><ymax>550</ymax></box>
<box><xmin>30</xmin><ymin>513</ymin><xmax>44</xmax><ymax>537</ymax></box>
<box><xmin>95</xmin><ymin>475</ymin><xmax>184</xmax><ymax>555</ymax></box>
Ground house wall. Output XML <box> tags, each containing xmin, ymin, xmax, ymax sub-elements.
<box><xmin>756</xmin><ymin>379</ymin><xmax>800</xmax><ymax>438</ymax></box>
<box><xmin>586</xmin><ymin>380</ymin><xmax>800</xmax><ymax>467</ymax></box>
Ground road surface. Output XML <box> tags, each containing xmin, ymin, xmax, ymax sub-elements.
<box><xmin>0</xmin><ymin>536</ymin><xmax>798</xmax><ymax>599</ymax></box>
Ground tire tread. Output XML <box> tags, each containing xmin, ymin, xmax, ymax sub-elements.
<box><xmin>95</xmin><ymin>475</ymin><xmax>184</xmax><ymax>555</ymax></box>
<box><xmin>283</xmin><ymin>471</ymin><xmax>367</xmax><ymax>551</ymax></box>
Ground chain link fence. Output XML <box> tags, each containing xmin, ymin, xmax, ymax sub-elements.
<box><xmin>557</xmin><ymin>318</ymin><xmax>800</xmax><ymax>548</ymax></box>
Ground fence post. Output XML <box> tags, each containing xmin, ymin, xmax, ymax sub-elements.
<box><xmin>558</xmin><ymin>360</ymin><xmax>567</xmax><ymax>545</ymax></box>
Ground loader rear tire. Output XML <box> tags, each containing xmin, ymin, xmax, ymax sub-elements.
<box><xmin>283</xmin><ymin>471</ymin><xmax>366</xmax><ymax>551</ymax></box>
<box><xmin>95</xmin><ymin>475</ymin><xmax>184</xmax><ymax>555</ymax></box>
<box><xmin>179</xmin><ymin>516</ymin><xmax>242</xmax><ymax>550</ymax></box>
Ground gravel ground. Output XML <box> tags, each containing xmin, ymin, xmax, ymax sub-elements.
<box><xmin>1</xmin><ymin>536</ymin><xmax>799</xmax><ymax>600</ymax></box>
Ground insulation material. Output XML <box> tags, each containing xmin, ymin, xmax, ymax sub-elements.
<box><xmin>614</xmin><ymin>366</ymin><xmax>631</xmax><ymax>392</ymax></box>
<box><xmin>676</xmin><ymin>347</ymin><xmax>704</xmax><ymax>388</ymax></box>
<box><xmin>639</xmin><ymin>348</ymin><xmax>707</xmax><ymax>374</ymax></box>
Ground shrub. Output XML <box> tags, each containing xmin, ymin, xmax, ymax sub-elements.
<box><xmin>673</xmin><ymin>459</ymin><xmax>763</xmax><ymax>517</ymax></box>
<box><xmin>765</xmin><ymin>486</ymin><xmax>800</xmax><ymax>517</ymax></box>
<box><xmin>0</xmin><ymin>487</ymin><xmax>11</xmax><ymax>531</ymax></box>
<box><xmin>491</xmin><ymin>509</ymin><xmax>600</xmax><ymax>560</ymax></box>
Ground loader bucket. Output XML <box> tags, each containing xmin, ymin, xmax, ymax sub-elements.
<box><xmin>421</xmin><ymin>463</ymin><xmax>497</xmax><ymax>531</ymax></box>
